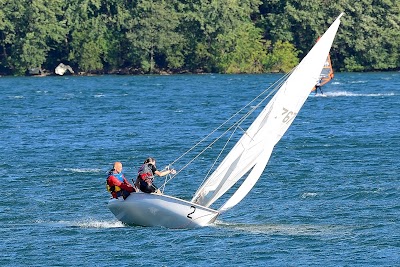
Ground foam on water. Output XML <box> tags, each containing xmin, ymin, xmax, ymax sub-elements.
<box><xmin>34</xmin><ymin>219</ymin><xmax>126</xmax><ymax>229</ymax></box>
<box><xmin>301</xmin><ymin>192</ymin><xmax>318</xmax><ymax>198</ymax></box>
<box><xmin>72</xmin><ymin>219</ymin><xmax>125</xmax><ymax>228</ymax></box>
<box><xmin>322</xmin><ymin>91</ymin><xmax>396</xmax><ymax>97</ymax></box>
<box><xmin>64</xmin><ymin>168</ymin><xmax>103</xmax><ymax>173</ymax></box>
<box><xmin>9</xmin><ymin>95</ymin><xmax>24</xmax><ymax>99</ymax></box>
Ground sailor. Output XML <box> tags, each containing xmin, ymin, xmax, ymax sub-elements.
<box><xmin>135</xmin><ymin>157</ymin><xmax>176</xmax><ymax>194</ymax></box>
<box><xmin>106</xmin><ymin>162</ymin><xmax>135</xmax><ymax>199</ymax></box>
<box><xmin>315</xmin><ymin>78</ymin><xmax>323</xmax><ymax>94</ymax></box>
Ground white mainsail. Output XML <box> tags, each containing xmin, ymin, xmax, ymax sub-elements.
<box><xmin>192</xmin><ymin>13</ymin><xmax>344</xmax><ymax>211</ymax></box>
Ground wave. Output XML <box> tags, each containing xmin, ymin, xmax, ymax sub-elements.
<box><xmin>320</xmin><ymin>91</ymin><xmax>396</xmax><ymax>97</ymax></box>
<box><xmin>63</xmin><ymin>168</ymin><xmax>103</xmax><ymax>173</ymax></box>
<box><xmin>35</xmin><ymin>219</ymin><xmax>125</xmax><ymax>228</ymax></box>
<box><xmin>9</xmin><ymin>95</ymin><xmax>24</xmax><ymax>99</ymax></box>
<box><xmin>301</xmin><ymin>192</ymin><xmax>318</xmax><ymax>198</ymax></box>
<box><xmin>349</xmin><ymin>80</ymin><xmax>368</xmax><ymax>84</ymax></box>
<box><xmin>72</xmin><ymin>219</ymin><xmax>125</xmax><ymax>228</ymax></box>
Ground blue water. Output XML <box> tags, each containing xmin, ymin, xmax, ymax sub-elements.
<box><xmin>1</xmin><ymin>73</ymin><xmax>399</xmax><ymax>266</ymax></box>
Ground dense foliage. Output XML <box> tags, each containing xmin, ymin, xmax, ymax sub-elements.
<box><xmin>0</xmin><ymin>0</ymin><xmax>399</xmax><ymax>75</ymax></box>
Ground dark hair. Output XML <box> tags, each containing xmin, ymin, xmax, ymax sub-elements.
<box><xmin>144</xmin><ymin>157</ymin><xmax>155</xmax><ymax>164</ymax></box>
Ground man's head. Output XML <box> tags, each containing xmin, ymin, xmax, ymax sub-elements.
<box><xmin>113</xmin><ymin>162</ymin><xmax>123</xmax><ymax>173</ymax></box>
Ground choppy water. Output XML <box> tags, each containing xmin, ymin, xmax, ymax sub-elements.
<box><xmin>1</xmin><ymin>73</ymin><xmax>399</xmax><ymax>266</ymax></box>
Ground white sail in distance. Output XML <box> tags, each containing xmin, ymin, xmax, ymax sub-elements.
<box><xmin>192</xmin><ymin>13</ymin><xmax>344</xmax><ymax>211</ymax></box>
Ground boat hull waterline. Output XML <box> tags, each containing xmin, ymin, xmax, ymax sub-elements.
<box><xmin>108</xmin><ymin>192</ymin><xmax>219</xmax><ymax>229</ymax></box>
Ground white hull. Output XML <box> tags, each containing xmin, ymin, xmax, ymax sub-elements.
<box><xmin>107</xmin><ymin>192</ymin><xmax>219</xmax><ymax>229</ymax></box>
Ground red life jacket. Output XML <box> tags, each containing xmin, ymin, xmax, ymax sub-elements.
<box><xmin>138</xmin><ymin>164</ymin><xmax>154</xmax><ymax>183</ymax></box>
<box><xmin>106</xmin><ymin>170</ymin><xmax>133</xmax><ymax>199</ymax></box>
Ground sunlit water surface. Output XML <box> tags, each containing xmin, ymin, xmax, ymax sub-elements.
<box><xmin>1</xmin><ymin>73</ymin><xmax>399</xmax><ymax>266</ymax></box>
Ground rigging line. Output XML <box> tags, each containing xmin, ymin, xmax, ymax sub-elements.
<box><xmin>162</xmin><ymin>71</ymin><xmax>293</xmax><ymax>187</ymax></box>
<box><xmin>158</xmin><ymin>174</ymin><xmax>170</xmax><ymax>193</ymax></box>
<box><xmin>161</xmin><ymin>81</ymin><xmax>281</xmax><ymax>188</ymax></box>
<box><xmin>200</xmin><ymin>122</ymin><xmax>241</xmax><ymax>187</ymax></box>
<box><xmin>168</xmin><ymin>72</ymin><xmax>291</xmax><ymax>168</ymax></box>
<box><xmin>162</xmin><ymin>116</ymin><xmax>245</xmax><ymax>187</ymax></box>
<box><xmin>163</xmin><ymin>123</ymin><xmax>238</xmax><ymax>186</ymax></box>
<box><xmin>187</xmin><ymin>102</ymin><xmax>256</xmax><ymax>183</ymax></box>
<box><xmin>193</xmin><ymin>77</ymin><xmax>288</xmax><ymax>189</ymax></box>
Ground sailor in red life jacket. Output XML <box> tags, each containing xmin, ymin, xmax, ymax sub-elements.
<box><xmin>135</xmin><ymin>157</ymin><xmax>176</xmax><ymax>194</ymax></box>
<box><xmin>106</xmin><ymin>162</ymin><xmax>135</xmax><ymax>199</ymax></box>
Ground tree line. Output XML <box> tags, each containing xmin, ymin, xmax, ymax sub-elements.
<box><xmin>0</xmin><ymin>0</ymin><xmax>399</xmax><ymax>76</ymax></box>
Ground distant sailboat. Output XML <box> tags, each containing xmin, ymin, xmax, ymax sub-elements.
<box><xmin>108</xmin><ymin>13</ymin><xmax>344</xmax><ymax>229</ymax></box>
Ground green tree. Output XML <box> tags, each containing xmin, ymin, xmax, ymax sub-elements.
<box><xmin>68</xmin><ymin>17</ymin><xmax>109</xmax><ymax>72</ymax></box>
<box><xmin>0</xmin><ymin>0</ymin><xmax>22</xmax><ymax>74</ymax></box>
<box><xmin>19</xmin><ymin>0</ymin><xmax>66</xmax><ymax>74</ymax></box>
<box><xmin>334</xmin><ymin>0</ymin><xmax>400</xmax><ymax>71</ymax></box>
<box><xmin>0</xmin><ymin>0</ymin><xmax>66</xmax><ymax>74</ymax></box>
<box><xmin>258</xmin><ymin>0</ymin><xmax>400</xmax><ymax>72</ymax></box>
<box><xmin>64</xmin><ymin>0</ymin><xmax>111</xmax><ymax>72</ymax></box>
<box><xmin>264</xmin><ymin>40</ymin><xmax>299</xmax><ymax>72</ymax></box>
<box><xmin>2</xmin><ymin>0</ymin><xmax>400</xmax><ymax>75</ymax></box>
<box><xmin>122</xmin><ymin>0</ymin><xmax>184</xmax><ymax>73</ymax></box>
<box><xmin>179</xmin><ymin>0</ymin><xmax>263</xmax><ymax>73</ymax></box>
<box><xmin>217</xmin><ymin>22</ymin><xmax>268</xmax><ymax>73</ymax></box>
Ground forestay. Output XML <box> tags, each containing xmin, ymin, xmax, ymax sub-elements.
<box><xmin>192</xmin><ymin>13</ymin><xmax>344</xmax><ymax>212</ymax></box>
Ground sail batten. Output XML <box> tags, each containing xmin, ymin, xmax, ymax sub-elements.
<box><xmin>192</xmin><ymin>13</ymin><xmax>343</xmax><ymax>209</ymax></box>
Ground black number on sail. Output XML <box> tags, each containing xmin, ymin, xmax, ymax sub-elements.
<box><xmin>282</xmin><ymin>108</ymin><xmax>297</xmax><ymax>124</ymax></box>
<box><xmin>187</xmin><ymin>205</ymin><xmax>196</xmax><ymax>219</ymax></box>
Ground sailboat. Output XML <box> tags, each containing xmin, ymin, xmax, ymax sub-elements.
<box><xmin>108</xmin><ymin>13</ymin><xmax>344</xmax><ymax>229</ymax></box>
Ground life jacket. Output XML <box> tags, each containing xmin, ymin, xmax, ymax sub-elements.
<box><xmin>106</xmin><ymin>170</ymin><xmax>123</xmax><ymax>197</ymax></box>
<box><xmin>136</xmin><ymin>164</ymin><xmax>157</xmax><ymax>193</ymax></box>
<box><xmin>137</xmin><ymin>164</ymin><xmax>154</xmax><ymax>184</ymax></box>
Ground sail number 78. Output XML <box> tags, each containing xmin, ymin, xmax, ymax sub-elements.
<box><xmin>282</xmin><ymin>108</ymin><xmax>297</xmax><ymax>124</ymax></box>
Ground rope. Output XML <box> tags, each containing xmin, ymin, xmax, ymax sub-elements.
<box><xmin>160</xmin><ymin>71</ymin><xmax>293</xmax><ymax>189</ymax></box>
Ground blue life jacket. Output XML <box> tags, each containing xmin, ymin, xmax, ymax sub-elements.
<box><xmin>114</xmin><ymin>172</ymin><xmax>124</xmax><ymax>183</ymax></box>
